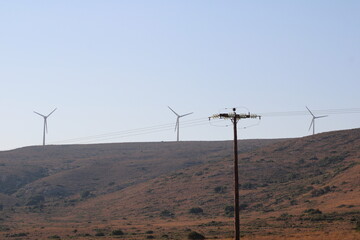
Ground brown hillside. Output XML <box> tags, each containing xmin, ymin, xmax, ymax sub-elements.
<box><xmin>0</xmin><ymin>129</ymin><xmax>359</xmax><ymax>239</ymax></box>
<box><xmin>0</xmin><ymin>140</ymin><xmax>275</xmax><ymax>206</ymax></box>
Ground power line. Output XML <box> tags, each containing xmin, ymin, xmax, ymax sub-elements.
<box><xmin>75</xmin><ymin>120</ymin><xmax>217</xmax><ymax>144</ymax></box>
<box><xmin>49</xmin><ymin>107</ymin><xmax>360</xmax><ymax>145</ymax></box>
<box><xmin>50</xmin><ymin>117</ymin><xmax>222</xmax><ymax>144</ymax></box>
<box><xmin>259</xmin><ymin>108</ymin><xmax>360</xmax><ymax>117</ymax></box>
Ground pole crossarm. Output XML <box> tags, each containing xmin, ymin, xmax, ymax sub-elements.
<box><xmin>209</xmin><ymin>113</ymin><xmax>261</xmax><ymax>120</ymax></box>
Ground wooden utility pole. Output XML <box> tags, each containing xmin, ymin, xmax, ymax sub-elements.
<box><xmin>209</xmin><ymin>108</ymin><xmax>260</xmax><ymax>240</ymax></box>
<box><xmin>232</xmin><ymin>112</ymin><xmax>240</xmax><ymax>240</ymax></box>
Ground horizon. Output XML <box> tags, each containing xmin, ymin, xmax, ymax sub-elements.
<box><xmin>3</xmin><ymin>126</ymin><xmax>359</xmax><ymax>152</ymax></box>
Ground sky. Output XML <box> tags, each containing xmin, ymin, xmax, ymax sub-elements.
<box><xmin>0</xmin><ymin>1</ymin><xmax>359</xmax><ymax>150</ymax></box>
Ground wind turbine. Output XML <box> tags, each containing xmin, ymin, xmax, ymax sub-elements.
<box><xmin>34</xmin><ymin>108</ymin><xmax>57</xmax><ymax>146</ymax></box>
<box><xmin>168</xmin><ymin>106</ymin><xmax>193</xmax><ymax>142</ymax></box>
<box><xmin>306</xmin><ymin>106</ymin><xmax>327</xmax><ymax>135</ymax></box>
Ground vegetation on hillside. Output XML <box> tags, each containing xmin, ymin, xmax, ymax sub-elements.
<box><xmin>0</xmin><ymin>129</ymin><xmax>359</xmax><ymax>239</ymax></box>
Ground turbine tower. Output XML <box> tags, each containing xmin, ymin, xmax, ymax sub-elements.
<box><xmin>306</xmin><ymin>106</ymin><xmax>327</xmax><ymax>135</ymax></box>
<box><xmin>168</xmin><ymin>106</ymin><xmax>193</xmax><ymax>142</ymax></box>
<box><xmin>34</xmin><ymin>108</ymin><xmax>57</xmax><ymax>146</ymax></box>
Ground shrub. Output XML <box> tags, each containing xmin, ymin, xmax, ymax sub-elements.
<box><xmin>311</xmin><ymin>186</ymin><xmax>333</xmax><ymax>197</ymax></box>
<box><xmin>189</xmin><ymin>207</ymin><xmax>203</xmax><ymax>214</ymax></box>
<box><xmin>8</xmin><ymin>233</ymin><xmax>28</xmax><ymax>237</ymax></box>
<box><xmin>317</xmin><ymin>154</ymin><xmax>347</xmax><ymax>167</ymax></box>
<box><xmin>26</xmin><ymin>195</ymin><xmax>45</xmax><ymax>206</ymax></box>
<box><xmin>252</xmin><ymin>203</ymin><xmax>263</xmax><ymax>209</ymax></box>
<box><xmin>48</xmin><ymin>235</ymin><xmax>61</xmax><ymax>239</ymax></box>
<box><xmin>356</xmin><ymin>221</ymin><xmax>360</xmax><ymax>231</ymax></box>
<box><xmin>297</xmin><ymin>159</ymin><xmax>305</xmax><ymax>164</ymax></box>
<box><xmin>146</xmin><ymin>230</ymin><xmax>154</xmax><ymax>234</ymax></box>
<box><xmin>147</xmin><ymin>236</ymin><xmax>155</xmax><ymax>239</ymax></box>
<box><xmin>277</xmin><ymin>213</ymin><xmax>292</xmax><ymax>221</ymax></box>
<box><xmin>81</xmin><ymin>191</ymin><xmax>91</xmax><ymax>199</ymax></box>
<box><xmin>160</xmin><ymin>210</ymin><xmax>174</xmax><ymax>217</ymax></box>
<box><xmin>225</xmin><ymin>205</ymin><xmax>234</xmax><ymax>217</ymax></box>
<box><xmin>262</xmin><ymin>208</ymin><xmax>274</xmax><ymax>213</ymax></box>
<box><xmin>307</xmin><ymin>214</ymin><xmax>327</xmax><ymax>221</ymax></box>
<box><xmin>95</xmin><ymin>232</ymin><xmax>105</xmax><ymax>236</ymax></box>
<box><xmin>111</xmin><ymin>229</ymin><xmax>124</xmax><ymax>235</ymax></box>
<box><xmin>241</xmin><ymin>182</ymin><xmax>257</xmax><ymax>190</ymax></box>
<box><xmin>304</xmin><ymin>208</ymin><xmax>322</xmax><ymax>215</ymax></box>
<box><xmin>239</xmin><ymin>203</ymin><xmax>248</xmax><ymax>210</ymax></box>
<box><xmin>214</xmin><ymin>186</ymin><xmax>226</xmax><ymax>193</ymax></box>
<box><xmin>188</xmin><ymin>231</ymin><xmax>205</xmax><ymax>240</ymax></box>
<box><xmin>199</xmin><ymin>221</ymin><xmax>224</xmax><ymax>227</ymax></box>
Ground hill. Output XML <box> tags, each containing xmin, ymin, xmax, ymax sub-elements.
<box><xmin>0</xmin><ymin>129</ymin><xmax>359</xmax><ymax>239</ymax></box>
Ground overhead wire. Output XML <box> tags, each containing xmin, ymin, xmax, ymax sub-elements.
<box><xmin>76</xmin><ymin>118</ymin><xmax>223</xmax><ymax>144</ymax></box>
<box><xmin>49</xmin><ymin>107</ymin><xmax>360</xmax><ymax>145</ymax></box>
<box><xmin>259</xmin><ymin>108</ymin><xmax>360</xmax><ymax>117</ymax></box>
<box><xmin>50</xmin><ymin>117</ymin><xmax>223</xmax><ymax>144</ymax></box>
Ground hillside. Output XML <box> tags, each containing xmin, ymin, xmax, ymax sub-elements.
<box><xmin>0</xmin><ymin>129</ymin><xmax>359</xmax><ymax>239</ymax></box>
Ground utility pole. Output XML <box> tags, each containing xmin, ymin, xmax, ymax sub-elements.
<box><xmin>209</xmin><ymin>108</ymin><xmax>260</xmax><ymax>240</ymax></box>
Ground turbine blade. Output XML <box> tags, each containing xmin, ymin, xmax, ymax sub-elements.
<box><xmin>47</xmin><ymin>108</ymin><xmax>57</xmax><ymax>117</ymax></box>
<box><xmin>306</xmin><ymin>106</ymin><xmax>315</xmax><ymax>117</ymax></box>
<box><xmin>168</xmin><ymin>106</ymin><xmax>180</xmax><ymax>117</ymax></box>
<box><xmin>34</xmin><ymin>111</ymin><xmax>46</xmax><ymax>118</ymax></box>
<box><xmin>180</xmin><ymin>112</ymin><xmax>193</xmax><ymax>117</ymax></box>
<box><xmin>315</xmin><ymin>115</ymin><xmax>328</xmax><ymax>119</ymax></box>
<box><xmin>308</xmin><ymin>119</ymin><xmax>314</xmax><ymax>131</ymax></box>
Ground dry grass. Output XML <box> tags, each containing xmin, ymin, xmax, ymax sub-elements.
<box><xmin>0</xmin><ymin>129</ymin><xmax>359</xmax><ymax>239</ymax></box>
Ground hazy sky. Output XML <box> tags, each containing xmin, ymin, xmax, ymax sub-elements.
<box><xmin>1</xmin><ymin>1</ymin><xmax>359</xmax><ymax>150</ymax></box>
